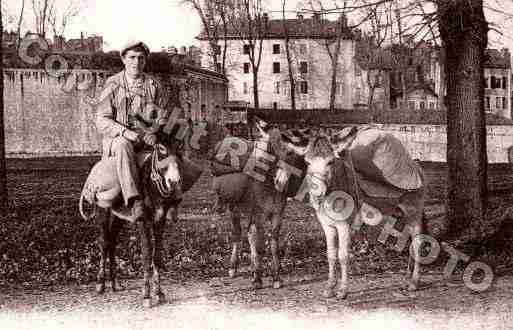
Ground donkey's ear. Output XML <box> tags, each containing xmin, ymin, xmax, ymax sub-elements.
<box><xmin>281</xmin><ymin>130</ymin><xmax>310</xmax><ymax>156</ymax></box>
<box><xmin>330</xmin><ymin>126</ymin><xmax>359</xmax><ymax>155</ymax></box>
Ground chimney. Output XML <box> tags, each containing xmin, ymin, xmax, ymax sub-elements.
<box><xmin>179</xmin><ymin>46</ymin><xmax>187</xmax><ymax>55</ymax></box>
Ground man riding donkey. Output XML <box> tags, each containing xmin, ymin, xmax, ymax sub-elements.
<box><xmin>86</xmin><ymin>40</ymin><xmax>182</xmax><ymax>222</ymax></box>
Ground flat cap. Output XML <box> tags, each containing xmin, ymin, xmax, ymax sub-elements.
<box><xmin>120</xmin><ymin>40</ymin><xmax>150</xmax><ymax>57</ymax></box>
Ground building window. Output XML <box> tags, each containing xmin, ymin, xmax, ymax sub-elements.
<box><xmin>496</xmin><ymin>96</ymin><xmax>502</xmax><ymax>109</ymax></box>
<box><xmin>273</xmin><ymin>62</ymin><xmax>280</xmax><ymax>74</ymax></box>
<box><xmin>215</xmin><ymin>62</ymin><xmax>222</xmax><ymax>73</ymax></box>
<box><xmin>485</xmin><ymin>77</ymin><xmax>489</xmax><ymax>88</ymax></box>
<box><xmin>300</xmin><ymin>81</ymin><xmax>308</xmax><ymax>94</ymax></box>
<box><xmin>273</xmin><ymin>44</ymin><xmax>280</xmax><ymax>54</ymax></box>
<box><xmin>408</xmin><ymin>101</ymin><xmax>415</xmax><ymax>110</ymax></box>
<box><xmin>273</xmin><ymin>102</ymin><xmax>278</xmax><ymax>110</ymax></box>
<box><xmin>419</xmin><ymin>101</ymin><xmax>426</xmax><ymax>110</ymax></box>
<box><xmin>299</xmin><ymin>43</ymin><xmax>307</xmax><ymax>54</ymax></box>
<box><xmin>503</xmin><ymin>76</ymin><xmax>508</xmax><ymax>89</ymax></box>
<box><xmin>243</xmin><ymin>44</ymin><xmax>251</xmax><ymax>54</ymax></box>
<box><xmin>429</xmin><ymin>102</ymin><xmax>435</xmax><ymax>109</ymax></box>
<box><xmin>274</xmin><ymin>81</ymin><xmax>280</xmax><ymax>94</ymax></box>
<box><xmin>485</xmin><ymin>96</ymin><xmax>490</xmax><ymax>110</ymax></box>
<box><xmin>503</xmin><ymin>97</ymin><xmax>507</xmax><ymax>109</ymax></box>
<box><xmin>300</xmin><ymin>61</ymin><xmax>308</xmax><ymax>74</ymax></box>
<box><xmin>243</xmin><ymin>82</ymin><xmax>248</xmax><ymax>94</ymax></box>
<box><xmin>213</xmin><ymin>45</ymin><xmax>221</xmax><ymax>55</ymax></box>
<box><xmin>243</xmin><ymin>62</ymin><xmax>250</xmax><ymax>74</ymax></box>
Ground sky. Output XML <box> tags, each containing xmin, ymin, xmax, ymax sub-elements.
<box><xmin>4</xmin><ymin>0</ymin><xmax>513</xmax><ymax>53</ymax></box>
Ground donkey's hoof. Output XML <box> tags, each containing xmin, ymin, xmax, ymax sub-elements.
<box><xmin>155</xmin><ymin>292</ymin><xmax>167</xmax><ymax>305</ymax></box>
<box><xmin>95</xmin><ymin>283</ymin><xmax>105</xmax><ymax>295</ymax></box>
<box><xmin>407</xmin><ymin>281</ymin><xmax>419</xmax><ymax>292</ymax></box>
<box><xmin>252</xmin><ymin>280</ymin><xmax>263</xmax><ymax>290</ymax></box>
<box><xmin>273</xmin><ymin>280</ymin><xmax>282</xmax><ymax>289</ymax></box>
<box><xmin>143</xmin><ymin>298</ymin><xmax>152</xmax><ymax>308</ymax></box>
<box><xmin>228</xmin><ymin>269</ymin><xmax>237</xmax><ymax>278</ymax></box>
<box><xmin>322</xmin><ymin>287</ymin><xmax>336</xmax><ymax>298</ymax></box>
<box><xmin>337</xmin><ymin>288</ymin><xmax>348</xmax><ymax>300</ymax></box>
<box><xmin>111</xmin><ymin>281</ymin><xmax>120</xmax><ymax>292</ymax></box>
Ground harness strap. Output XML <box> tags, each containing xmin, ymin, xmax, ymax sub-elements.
<box><xmin>150</xmin><ymin>147</ymin><xmax>174</xmax><ymax>198</ymax></box>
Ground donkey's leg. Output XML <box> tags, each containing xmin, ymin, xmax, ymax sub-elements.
<box><xmin>248</xmin><ymin>211</ymin><xmax>265</xmax><ymax>289</ymax></box>
<box><xmin>138</xmin><ymin>216</ymin><xmax>153</xmax><ymax>308</ymax></box>
<box><xmin>408</xmin><ymin>221</ymin><xmax>423</xmax><ymax>291</ymax></box>
<box><xmin>152</xmin><ymin>206</ymin><xmax>168</xmax><ymax>305</ymax></box>
<box><xmin>108</xmin><ymin>214</ymin><xmax>123</xmax><ymax>292</ymax></box>
<box><xmin>336</xmin><ymin>222</ymin><xmax>351</xmax><ymax>299</ymax></box>
<box><xmin>320</xmin><ymin>220</ymin><xmax>338</xmax><ymax>298</ymax></box>
<box><xmin>270</xmin><ymin>210</ymin><xmax>284</xmax><ymax>289</ymax></box>
<box><xmin>228</xmin><ymin>206</ymin><xmax>242</xmax><ymax>278</ymax></box>
<box><xmin>96</xmin><ymin>208</ymin><xmax>110</xmax><ymax>294</ymax></box>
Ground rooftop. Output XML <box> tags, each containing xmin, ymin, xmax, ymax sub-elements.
<box><xmin>197</xmin><ymin>16</ymin><xmax>354</xmax><ymax>40</ymax></box>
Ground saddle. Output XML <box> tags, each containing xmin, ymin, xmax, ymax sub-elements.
<box><xmin>80</xmin><ymin>148</ymin><xmax>203</xmax><ymax>222</ymax></box>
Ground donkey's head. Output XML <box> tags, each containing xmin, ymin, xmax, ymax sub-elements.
<box><xmin>281</xmin><ymin>125</ymin><xmax>364</xmax><ymax>190</ymax></box>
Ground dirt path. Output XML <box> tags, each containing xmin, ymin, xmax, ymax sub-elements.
<box><xmin>2</xmin><ymin>269</ymin><xmax>513</xmax><ymax>330</ymax></box>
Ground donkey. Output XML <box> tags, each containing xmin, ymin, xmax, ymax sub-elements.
<box><xmin>281</xmin><ymin>125</ymin><xmax>426</xmax><ymax>299</ymax></box>
<box><xmin>79</xmin><ymin>125</ymin><xmax>202</xmax><ymax>307</ymax></box>
<box><xmin>210</xmin><ymin>119</ymin><xmax>306</xmax><ymax>289</ymax></box>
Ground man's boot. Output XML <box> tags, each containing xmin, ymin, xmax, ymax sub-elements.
<box><xmin>131</xmin><ymin>198</ymin><xmax>145</xmax><ymax>222</ymax></box>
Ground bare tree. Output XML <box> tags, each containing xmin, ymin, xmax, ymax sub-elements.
<box><xmin>308</xmin><ymin>0</ymin><xmax>351</xmax><ymax>111</ymax></box>
<box><xmin>0</xmin><ymin>4</ymin><xmax>8</xmax><ymax>214</ymax></box>
<box><xmin>282</xmin><ymin>0</ymin><xmax>297</xmax><ymax>110</ymax></box>
<box><xmin>32</xmin><ymin>0</ymin><xmax>53</xmax><ymax>37</ymax></box>
<box><xmin>15</xmin><ymin>0</ymin><xmax>26</xmax><ymax>49</ymax></box>
<box><xmin>182</xmin><ymin>0</ymin><xmax>230</xmax><ymax>74</ymax></box>
<box><xmin>355</xmin><ymin>1</ymin><xmax>392</xmax><ymax>111</ymax></box>
<box><xmin>228</xmin><ymin>0</ymin><xmax>268</xmax><ymax>110</ymax></box>
<box><xmin>48</xmin><ymin>0</ymin><xmax>82</xmax><ymax>38</ymax></box>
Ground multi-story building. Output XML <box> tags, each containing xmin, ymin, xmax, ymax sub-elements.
<box><xmin>483</xmin><ymin>48</ymin><xmax>511</xmax><ymax>118</ymax></box>
<box><xmin>197</xmin><ymin>14</ymin><xmax>383</xmax><ymax>110</ymax></box>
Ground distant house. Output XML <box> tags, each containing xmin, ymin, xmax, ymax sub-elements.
<box><xmin>484</xmin><ymin>48</ymin><xmax>511</xmax><ymax>119</ymax></box>
<box><xmin>404</xmin><ymin>83</ymin><xmax>438</xmax><ymax>110</ymax></box>
<box><xmin>52</xmin><ymin>33</ymin><xmax>104</xmax><ymax>53</ymax></box>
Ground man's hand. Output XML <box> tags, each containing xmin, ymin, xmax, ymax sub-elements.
<box><xmin>122</xmin><ymin>129</ymin><xmax>140</xmax><ymax>142</ymax></box>
<box><xmin>143</xmin><ymin>133</ymin><xmax>157</xmax><ymax>146</ymax></box>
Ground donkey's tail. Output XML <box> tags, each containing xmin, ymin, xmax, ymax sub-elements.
<box><xmin>79</xmin><ymin>192</ymin><xmax>97</xmax><ymax>221</ymax></box>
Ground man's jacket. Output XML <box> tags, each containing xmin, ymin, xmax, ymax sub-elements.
<box><xmin>96</xmin><ymin>71</ymin><xmax>170</xmax><ymax>158</ymax></box>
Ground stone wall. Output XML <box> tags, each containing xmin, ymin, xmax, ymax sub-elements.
<box><xmin>379</xmin><ymin>124</ymin><xmax>513</xmax><ymax>163</ymax></box>
<box><xmin>4</xmin><ymin>68</ymin><xmax>226</xmax><ymax>158</ymax></box>
<box><xmin>4</xmin><ymin>69</ymin><xmax>106</xmax><ymax>157</ymax></box>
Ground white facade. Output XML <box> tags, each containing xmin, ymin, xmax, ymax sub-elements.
<box><xmin>199</xmin><ymin>37</ymin><xmax>367</xmax><ymax>110</ymax></box>
<box><xmin>484</xmin><ymin>67</ymin><xmax>511</xmax><ymax>119</ymax></box>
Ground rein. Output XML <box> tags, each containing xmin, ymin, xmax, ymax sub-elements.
<box><xmin>150</xmin><ymin>145</ymin><xmax>175</xmax><ymax>198</ymax></box>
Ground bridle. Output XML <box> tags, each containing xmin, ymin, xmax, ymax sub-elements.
<box><xmin>150</xmin><ymin>144</ymin><xmax>179</xmax><ymax>198</ymax></box>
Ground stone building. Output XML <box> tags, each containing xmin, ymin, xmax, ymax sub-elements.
<box><xmin>483</xmin><ymin>48</ymin><xmax>511</xmax><ymax>119</ymax></box>
<box><xmin>197</xmin><ymin>13</ymin><xmax>382</xmax><ymax>110</ymax></box>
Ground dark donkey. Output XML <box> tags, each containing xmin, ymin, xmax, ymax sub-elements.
<box><xmin>80</xmin><ymin>122</ymin><xmax>202</xmax><ymax>307</ymax></box>
<box><xmin>211</xmin><ymin>119</ymin><xmax>306</xmax><ymax>289</ymax></box>
<box><xmin>282</xmin><ymin>125</ymin><xmax>426</xmax><ymax>298</ymax></box>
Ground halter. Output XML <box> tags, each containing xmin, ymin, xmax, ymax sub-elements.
<box><xmin>150</xmin><ymin>144</ymin><xmax>177</xmax><ymax>198</ymax></box>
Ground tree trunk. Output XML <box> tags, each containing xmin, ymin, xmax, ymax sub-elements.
<box><xmin>0</xmin><ymin>6</ymin><xmax>8</xmax><ymax>214</ymax></box>
<box><xmin>329</xmin><ymin>38</ymin><xmax>341</xmax><ymax>111</ymax></box>
<box><xmin>438</xmin><ymin>45</ymin><xmax>446</xmax><ymax>110</ymax></box>
<box><xmin>438</xmin><ymin>0</ymin><xmax>488</xmax><ymax>239</ymax></box>
<box><xmin>252</xmin><ymin>69</ymin><xmax>259</xmax><ymax>110</ymax></box>
<box><xmin>284</xmin><ymin>30</ymin><xmax>295</xmax><ymax>110</ymax></box>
